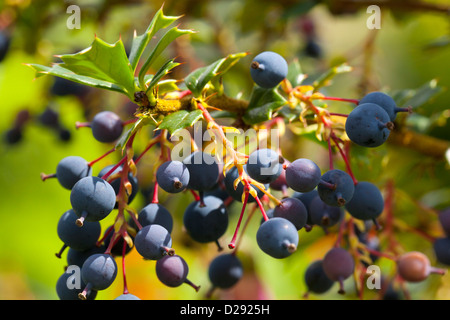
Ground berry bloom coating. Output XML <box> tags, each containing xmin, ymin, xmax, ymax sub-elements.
<box><xmin>345</xmin><ymin>103</ymin><xmax>393</xmax><ymax>148</ymax></box>
<box><xmin>256</xmin><ymin>217</ymin><xmax>299</xmax><ymax>259</ymax></box>
<box><xmin>359</xmin><ymin>91</ymin><xmax>398</xmax><ymax>121</ymax></box>
<box><xmin>322</xmin><ymin>247</ymin><xmax>354</xmax><ymax>294</ymax></box>
<box><xmin>246</xmin><ymin>148</ymin><xmax>282</xmax><ymax>184</ymax></box>
<box><xmin>156</xmin><ymin>160</ymin><xmax>190</xmax><ymax>193</ymax></box>
<box><xmin>345</xmin><ymin>181</ymin><xmax>384</xmax><ymax>221</ymax></box>
<box><xmin>250</xmin><ymin>51</ymin><xmax>288</xmax><ymax>89</ymax></box>
<box><xmin>208</xmin><ymin>253</ymin><xmax>243</xmax><ymax>289</ymax></box>
<box><xmin>285</xmin><ymin>158</ymin><xmax>321</xmax><ymax>193</ymax></box>
<box><xmin>90</xmin><ymin>111</ymin><xmax>123</xmax><ymax>143</ymax></box>
<box><xmin>56</xmin><ymin>156</ymin><xmax>92</xmax><ymax>190</ymax></box>
<box><xmin>70</xmin><ymin>176</ymin><xmax>117</xmax><ymax>226</ymax></box>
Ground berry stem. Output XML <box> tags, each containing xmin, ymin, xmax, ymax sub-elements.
<box><xmin>151</xmin><ymin>180</ymin><xmax>159</xmax><ymax>204</ymax></box>
<box><xmin>40</xmin><ymin>173</ymin><xmax>56</xmax><ymax>181</ymax></box>
<box><xmin>122</xmin><ymin>239</ymin><xmax>130</xmax><ymax>295</ymax></box>
<box><xmin>329</xmin><ymin>112</ymin><xmax>350</xmax><ymax>117</ymax></box>
<box><xmin>314</xmin><ymin>96</ymin><xmax>359</xmax><ymax>105</ymax></box>
<box><xmin>334</xmin><ymin>218</ymin><xmax>347</xmax><ymax>248</ymax></box>
<box><xmin>122</xmin><ymin>118</ymin><xmax>139</xmax><ymax>126</ymax></box>
<box><xmin>254</xmin><ymin>194</ymin><xmax>269</xmax><ymax>222</ymax></box>
<box><xmin>365</xmin><ymin>247</ymin><xmax>397</xmax><ymax>261</ymax></box>
<box><xmin>78</xmin><ymin>282</ymin><xmax>93</xmax><ymax>300</ymax></box>
<box><xmin>318</xmin><ymin>179</ymin><xmax>336</xmax><ymax>190</ymax></box>
<box><xmin>232</xmin><ymin>204</ymin><xmax>257</xmax><ymax>255</ymax></box>
<box><xmin>189</xmin><ymin>189</ymin><xmax>201</xmax><ymax>202</ymax></box>
<box><xmin>100</xmin><ymin>156</ymin><xmax>127</xmax><ymax>180</ymax></box>
<box><xmin>327</xmin><ymin>135</ymin><xmax>334</xmax><ymax>170</ymax></box>
<box><xmin>184</xmin><ymin>278</ymin><xmax>201</xmax><ymax>292</ymax></box>
<box><xmin>76</xmin><ymin>211</ymin><xmax>88</xmax><ymax>227</ymax></box>
<box><xmin>161</xmin><ymin>246</ymin><xmax>175</xmax><ymax>256</ymax></box>
<box><xmin>96</xmin><ymin>225</ymin><xmax>114</xmax><ymax>246</ymax></box>
<box><xmin>75</xmin><ymin>121</ymin><xmax>91</xmax><ymax>129</ymax></box>
<box><xmin>330</xmin><ymin>132</ymin><xmax>358</xmax><ymax>185</ymax></box>
<box><xmin>55</xmin><ymin>244</ymin><xmax>68</xmax><ymax>259</ymax></box>
<box><xmin>124</xmin><ymin>207</ymin><xmax>142</xmax><ymax>233</ymax></box>
<box><xmin>88</xmin><ymin>147</ymin><xmax>116</xmax><ymax>167</ymax></box>
<box><xmin>228</xmin><ymin>190</ymin><xmax>249</xmax><ymax>249</ymax></box>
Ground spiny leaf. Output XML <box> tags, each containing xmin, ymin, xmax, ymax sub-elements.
<box><xmin>287</xmin><ymin>58</ymin><xmax>306</xmax><ymax>87</ymax></box>
<box><xmin>58</xmin><ymin>37</ymin><xmax>135</xmax><ymax>96</ymax></box>
<box><xmin>128</xmin><ymin>5</ymin><xmax>182</xmax><ymax>71</ymax></box>
<box><xmin>138</xmin><ymin>27</ymin><xmax>195</xmax><ymax>90</ymax></box>
<box><xmin>158</xmin><ymin>110</ymin><xmax>203</xmax><ymax>136</ymax></box>
<box><xmin>185</xmin><ymin>52</ymin><xmax>249</xmax><ymax>97</ymax></box>
<box><xmin>146</xmin><ymin>59</ymin><xmax>181</xmax><ymax>93</ymax></box>
<box><xmin>27</xmin><ymin>64</ymin><xmax>128</xmax><ymax>96</ymax></box>
<box><xmin>312</xmin><ymin>63</ymin><xmax>353</xmax><ymax>92</ymax></box>
<box><xmin>115</xmin><ymin>116</ymin><xmax>154</xmax><ymax>150</ymax></box>
<box><xmin>242</xmin><ymin>86</ymin><xmax>287</xmax><ymax>125</ymax></box>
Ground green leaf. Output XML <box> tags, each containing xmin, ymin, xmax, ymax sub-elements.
<box><xmin>286</xmin><ymin>58</ymin><xmax>306</xmax><ymax>87</ymax></box>
<box><xmin>27</xmin><ymin>64</ymin><xmax>128</xmax><ymax>95</ymax></box>
<box><xmin>115</xmin><ymin>116</ymin><xmax>154</xmax><ymax>150</ymax></box>
<box><xmin>278</xmin><ymin>105</ymin><xmax>301</xmax><ymax>122</ymax></box>
<box><xmin>210</xmin><ymin>52</ymin><xmax>249</xmax><ymax>90</ymax></box>
<box><xmin>138</xmin><ymin>27</ymin><xmax>195</xmax><ymax>90</ymax></box>
<box><xmin>128</xmin><ymin>6</ymin><xmax>182</xmax><ymax>71</ymax></box>
<box><xmin>394</xmin><ymin>79</ymin><xmax>443</xmax><ymax>109</ymax></box>
<box><xmin>154</xmin><ymin>79</ymin><xmax>180</xmax><ymax>95</ymax></box>
<box><xmin>158</xmin><ymin>110</ymin><xmax>203</xmax><ymax>135</ymax></box>
<box><xmin>145</xmin><ymin>59</ymin><xmax>181</xmax><ymax>93</ymax></box>
<box><xmin>184</xmin><ymin>52</ymin><xmax>249</xmax><ymax>97</ymax></box>
<box><xmin>242</xmin><ymin>86</ymin><xmax>287</xmax><ymax>125</ymax></box>
<box><xmin>57</xmin><ymin>37</ymin><xmax>135</xmax><ymax>97</ymax></box>
<box><xmin>312</xmin><ymin>63</ymin><xmax>353</xmax><ymax>92</ymax></box>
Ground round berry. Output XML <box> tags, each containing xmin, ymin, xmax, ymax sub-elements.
<box><xmin>250</xmin><ymin>51</ymin><xmax>288</xmax><ymax>89</ymax></box>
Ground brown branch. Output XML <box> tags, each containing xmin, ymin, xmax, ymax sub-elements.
<box><xmin>387</xmin><ymin>127</ymin><xmax>450</xmax><ymax>159</ymax></box>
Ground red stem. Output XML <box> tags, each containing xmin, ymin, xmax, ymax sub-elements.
<box><xmin>100</xmin><ymin>156</ymin><xmax>127</xmax><ymax>180</ymax></box>
<box><xmin>330</xmin><ymin>132</ymin><xmax>358</xmax><ymax>185</ymax></box>
<box><xmin>329</xmin><ymin>112</ymin><xmax>349</xmax><ymax>118</ymax></box>
<box><xmin>228</xmin><ymin>191</ymin><xmax>249</xmax><ymax>249</ymax></box>
<box><xmin>255</xmin><ymin>194</ymin><xmax>269</xmax><ymax>222</ymax></box>
<box><xmin>365</xmin><ymin>247</ymin><xmax>397</xmax><ymax>261</ymax></box>
<box><xmin>327</xmin><ymin>135</ymin><xmax>334</xmax><ymax>170</ymax></box>
<box><xmin>335</xmin><ymin>219</ymin><xmax>347</xmax><ymax>248</ymax></box>
<box><xmin>190</xmin><ymin>189</ymin><xmax>201</xmax><ymax>202</ymax></box>
<box><xmin>96</xmin><ymin>225</ymin><xmax>114</xmax><ymax>247</ymax></box>
<box><xmin>151</xmin><ymin>180</ymin><xmax>159</xmax><ymax>204</ymax></box>
<box><xmin>316</xmin><ymin>96</ymin><xmax>359</xmax><ymax>105</ymax></box>
<box><xmin>122</xmin><ymin>236</ymin><xmax>129</xmax><ymax>295</ymax></box>
<box><xmin>134</xmin><ymin>140</ymin><xmax>159</xmax><ymax>165</ymax></box>
<box><xmin>122</xmin><ymin>118</ymin><xmax>139</xmax><ymax>126</ymax></box>
<box><xmin>88</xmin><ymin>147</ymin><xmax>116</xmax><ymax>167</ymax></box>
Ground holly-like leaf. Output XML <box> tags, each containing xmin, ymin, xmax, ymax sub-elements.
<box><xmin>155</xmin><ymin>79</ymin><xmax>180</xmax><ymax>96</ymax></box>
<box><xmin>278</xmin><ymin>105</ymin><xmax>301</xmax><ymax>122</ymax></box>
<box><xmin>158</xmin><ymin>110</ymin><xmax>203</xmax><ymax>135</ymax></box>
<box><xmin>312</xmin><ymin>63</ymin><xmax>353</xmax><ymax>92</ymax></box>
<box><xmin>184</xmin><ymin>52</ymin><xmax>249</xmax><ymax>97</ymax></box>
<box><xmin>145</xmin><ymin>59</ymin><xmax>181</xmax><ymax>93</ymax></box>
<box><xmin>242</xmin><ymin>86</ymin><xmax>287</xmax><ymax>125</ymax></box>
<box><xmin>138</xmin><ymin>27</ymin><xmax>195</xmax><ymax>90</ymax></box>
<box><xmin>27</xmin><ymin>63</ymin><xmax>128</xmax><ymax>95</ymax></box>
<box><xmin>393</xmin><ymin>79</ymin><xmax>443</xmax><ymax>110</ymax></box>
<box><xmin>128</xmin><ymin>6</ymin><xmax>182</xmax><ymax>72</ymax></box>
<box><xmin>115</xmin><ymin>116</ymin><xmax>154</xmax><ymax>150</ymax></box>
<box><xmin>57</xmin><ymin>37</ymin><xmax>136</xmax><ymax>97</ymax></box>
<box><xmin>287</xmin><ymin>58</ymin><xmax>306</xmax><ymax>87</ymax></box>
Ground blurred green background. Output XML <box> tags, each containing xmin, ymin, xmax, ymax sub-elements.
<box><xmin>0</xmin><ymin>0</ymin><xmax>449</xmax><ymax>300</ymax></box>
